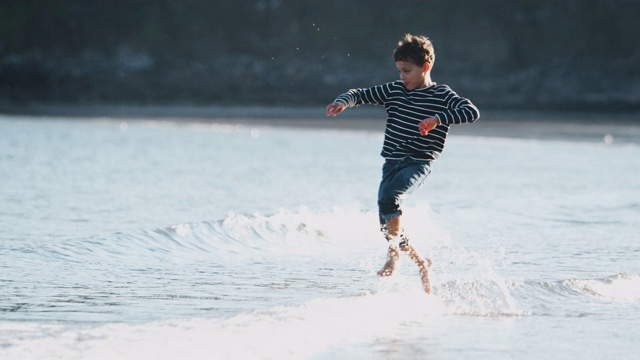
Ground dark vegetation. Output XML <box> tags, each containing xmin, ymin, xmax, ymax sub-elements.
<box><xmin>1</xmin><ymin>0</ymin><xmax>639</xmax><ymax>111</ymax></box>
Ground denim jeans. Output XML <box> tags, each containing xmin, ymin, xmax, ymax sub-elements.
<box><xmin>378</xmin><ymin>157</ymin><xmax>432</xmax><ymax>226</ymax></box>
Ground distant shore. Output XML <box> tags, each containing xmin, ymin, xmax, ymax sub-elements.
<box><xmin>2</xmin><ymin>104</ymin><xmax>639</xmax><ymax>144</ymax></box>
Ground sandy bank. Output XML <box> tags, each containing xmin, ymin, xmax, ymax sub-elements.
<box><xmin>2</xmin><ymin>104</ymin><xmax>639</xmax><ymax>144</ymax></box>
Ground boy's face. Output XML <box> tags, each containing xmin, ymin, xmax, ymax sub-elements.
<box><xmin>395</xmin><ymin>60</ymin><xmax>430</xmax><ymax>91</ymax></box>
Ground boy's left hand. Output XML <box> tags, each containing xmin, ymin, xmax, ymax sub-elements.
<box><xmin>419</xmin><ymin>117</ymin><xmax>439</xmax><ymax>136</ymax></box>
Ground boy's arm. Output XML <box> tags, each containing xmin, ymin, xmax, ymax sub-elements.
<box><xmin>433</xmin><ymin>91</ymin><xmax>480</xmax><ymax>125</ymax></box>
<box><xmin>419</xmin><ymin>89</ymin><xmax>479</xmax><ymax>136</ymax></box>
<box><xmin>326</xmin><ymin>84</ymin><xmax>391</xmax><ymax>117</ymax></box>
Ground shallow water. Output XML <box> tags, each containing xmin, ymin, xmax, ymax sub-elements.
<box><xmin>1</xmin><ymin>115</ymin><xmax>639</xmax><ymax>359</ymax></box>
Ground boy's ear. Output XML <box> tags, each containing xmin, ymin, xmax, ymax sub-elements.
<box><xmin>423</xmin><ymin>63</ymin><xmax>431</xmax><ymax>72</ymax></box>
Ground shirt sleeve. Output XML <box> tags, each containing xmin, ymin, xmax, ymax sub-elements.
<box><xmin>334</xmin><ymin>83</ymin><xmax>391</xmax><ymax>108</ymax></box>
<box><xmin>434</xmin><ymin>89</ymin><xmax>480</xmax><ymax>125</ymax></box>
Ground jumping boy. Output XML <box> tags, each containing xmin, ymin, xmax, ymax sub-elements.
<box><xmin>325</xmin><ymin>34</ymin><xmax>479</xmax><ymax>294</ymax></box>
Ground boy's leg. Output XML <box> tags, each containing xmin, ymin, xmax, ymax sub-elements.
<box><xmin>378</xmin><ymin>217</ymin><xmax>433</xmax><ymax>293</ymax></box>
<box><xmin>377</xmin><ymin>159</ymin><xmax>432</xmax><ymax>278</ymax></box>
<box><xmin>402</xmin><ymin>243</ymin><xmax>433</xmax><ymax>294</ymax></box>
<box><xmin>385</xmin><ymin>215</ymin><xmax>401</xmax><ymax>237</ymax></box>
<box><xmin>377</xmin><ymin>215</ymin><xmax>402</xmax><ymax>277</ymax></box>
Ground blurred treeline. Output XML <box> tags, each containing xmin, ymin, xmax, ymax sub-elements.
<box><xmin>1</xmin><ymin>0</ymin><xmax>639</xmax><ymax>111</ymax></box>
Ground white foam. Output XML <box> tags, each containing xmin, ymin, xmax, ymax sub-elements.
<box><xmin>569</xmin><ymin>274</ymin><xmax>640</xmax><ymax>301</ymax></box>
<box><xmin>1</xmin><ymin>290</ymin><xmax>446</xmax><ymax>360</ymax></box>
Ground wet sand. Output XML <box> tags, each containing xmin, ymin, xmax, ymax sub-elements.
<box><xmin>2</xmin><ymin>104</ymin><xmax>639</xmax><ymax>144</ymax></box>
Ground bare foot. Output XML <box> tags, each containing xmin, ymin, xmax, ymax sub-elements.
<box><xmin>377</xmin><ymin>247</ymin><xmax>399</xmax><ymax>277</ymax></box>
<box><xmin>419</xmin><ymin>258</ymin><xmax>433</xmax><ymax>294</ymax></box>
<box><xmin>401</xmin><ymin>244</ymin><xmax>433</xmax><ymax>294</ymax></box>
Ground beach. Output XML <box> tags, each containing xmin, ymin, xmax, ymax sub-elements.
<box><xmin>3</xmin><ymin>104</ymin><xmax>640</xmax><ymax>142</ymax></box>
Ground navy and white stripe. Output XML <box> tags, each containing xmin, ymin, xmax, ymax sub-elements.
<box><xmin>335</xmin><ymin>81</ymin><xmax>479</xmax><ymax>160</ymax></box>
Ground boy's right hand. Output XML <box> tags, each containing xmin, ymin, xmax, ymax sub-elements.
<box><xmin>326</xmin><ymin>102</ymin><xmax>346</xmax><ymax>117</ymax></box>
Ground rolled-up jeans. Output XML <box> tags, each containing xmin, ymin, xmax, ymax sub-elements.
<box><xmin>378</xmin><ymin>157</ymin><xmax>432</xmax><ymax>226</ymax></box>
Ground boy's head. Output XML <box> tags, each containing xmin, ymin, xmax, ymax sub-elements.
<box><xmin>393</xmin><ymin>34</ymin><xmax>435</xmax><ymax>68</ymax></box>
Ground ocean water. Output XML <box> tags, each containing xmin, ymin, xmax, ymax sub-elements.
<box><xmin>1</xmin><ymin>114</ymin><xmax>639</xmax><ymax>359</ymax></box>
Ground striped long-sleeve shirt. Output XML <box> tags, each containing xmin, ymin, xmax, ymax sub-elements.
<box><xmin>335</xmin><ymin>81</ymin><xmax>480</xmax><ymax>161</ymax></box>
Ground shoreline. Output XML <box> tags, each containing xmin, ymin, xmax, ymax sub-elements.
<box><xmin>2</xmin><ymin>104</ymin><xmax>639</xmax><ymax>143</ymax></box>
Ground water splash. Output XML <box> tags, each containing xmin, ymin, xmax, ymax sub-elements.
<box><xmin>563</xmin><ymin>274</ymin><xmax>640</xmax><ymax>301</ymax></box>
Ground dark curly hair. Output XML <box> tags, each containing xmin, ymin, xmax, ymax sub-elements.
<box><xmin>393</xmin><ymin>34</ymin><xmax>435</xmax><ymax>68</ymax></box>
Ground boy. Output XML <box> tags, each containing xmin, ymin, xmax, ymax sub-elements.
<box><xmin>325</xmin><ymin>34</ymin><xmax>479</xmax><ymax>294</ymax></box>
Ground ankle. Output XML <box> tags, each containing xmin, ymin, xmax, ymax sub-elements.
<box><xmin>383</xmin><ymin>228</ymin><xmax>409</xmax><ymax>250</ymax></box>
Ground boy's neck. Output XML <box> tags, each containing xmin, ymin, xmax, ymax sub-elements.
<box><xmin>420</xmin><ymin>75</ymin><xmax>434</xmax><ymax>89</ymax></box>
